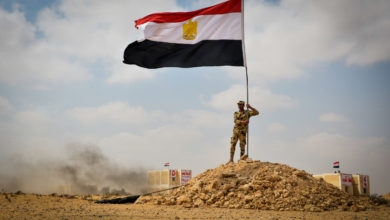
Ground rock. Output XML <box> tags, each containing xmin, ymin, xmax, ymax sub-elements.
<box><xmin>304</xmin><ymin>204</ymin><xmax>321</xmax><ymax>212</ymax></box>
<box><xmin>214</xmin><ymin>200</ymin><xmax>222</xmax><ymax>206</ymax></box>
<box><xmin>198</xmin><ymin>193</ymin><xmax>208</xmax><ymax>201</ymax></box>
<box><xmin>205</xmin><ymin>181</ymin><xmax>219</xmax><ymax>192</ymax></box>
<box><xmin>183</xmin><ymin>203</ymin><xmax>192</xmax><ymax>208</ymax></box>
<box><xmin>244</xmin><ymin>195</ymin><xmax>253</xmax><ymax>203</ymax></box>
<box><xmin>268</xmin><ymin>175</ymin><xmax>281</xmax><ymax>182</ymax></box>
<box><xmin>350</xmin><ymin>205</ymin><xmax>360</xmax><ymax>212</ymax></box>
<box><xmin>216</xmin><ymin>191</ymin><xmax>225</xmax><ymax>199</ymax></box>
<box><xmin>247</xmin><ymin>160</ymin><xmax>254</xmax><ymax>164</ymax></box>
<box><xmin>357</xmin><ymin>205</ymin><xmax>366</xmax><ymax>211</ymax></box>
<box><xmin>222</xmin><ymin>172</ymin><xmax>237</xmax><ymax>178</ymax></box>
<box><xmin>167</xmin><ymin>198</ymin><xmax>176</xmax><ymax>205</ymax></box>
<box><xmin>238</xmin><ymin>184</ymin><xmax>251</xmax><ymax>192</ymax></box>
<box><xmin>223</xmin><ymin>184</ymin><xmax>234</xmax><ymax>191</ymax></box>
<box><xmin>176</xmin><ymin>195</ymin><xmax>190</xmax><ymax>205</ymax></box>
<box><xmin>293</xmin><ymin>170</ymin><xmax>307</xmax><ymax>178</ymax></box>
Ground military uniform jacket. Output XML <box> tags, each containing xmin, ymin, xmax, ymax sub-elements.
<box><xmin>233</xmin><ymin>109</ymin><xmax>259</xmax><ymax>133</ymax></box>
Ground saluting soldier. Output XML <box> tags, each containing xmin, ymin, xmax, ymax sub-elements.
<box><xmin>229</xmin><ymin>100</ymin><xmax>259</xmax><ymax>163</ymax></box>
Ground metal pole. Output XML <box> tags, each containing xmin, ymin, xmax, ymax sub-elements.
<box><xmin>245</xmin><ymin>66</ymin><xmax>249</xmax><ymax>156</ymax></box>
<box><xmin>241</xmin><ymin>0</ymin><xmax>249</xmax><ymax>157</ymax></box>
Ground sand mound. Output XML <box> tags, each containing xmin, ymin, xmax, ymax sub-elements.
<box><xmin>136</xmin><ymin>158</ymin><xmax>374</xmax><ymax>211</ymax></box>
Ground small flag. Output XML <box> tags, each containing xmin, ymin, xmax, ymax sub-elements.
<box><xmin>123</xmin><ymin>0</ymin><xmax>244</xmax><ymax>68</ymax></box>
<box><xmin>164</xmin><ymin>162</ymin><xmax>170</xmax><ymax>167</ymax></box>
<box><xmin>333</xmin><ymin>161</ymin><xmax>340</xmax><ymax>168</ymax></box>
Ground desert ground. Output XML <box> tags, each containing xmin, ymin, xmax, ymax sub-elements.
<box><xmin>2</xmin><ymin>159</ymin><xmax>389</xmax><ymax>219</ymax></box>
<box><xmin>1</xmin><ymin>193</ymin><xmax>390</xmax><ymax>220</ymax></box>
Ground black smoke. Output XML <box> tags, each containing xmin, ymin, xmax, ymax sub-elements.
<box><xmin>0</xmin><ymin>143</ymin><xmax>147</xmax><ymax>195</ymax></box>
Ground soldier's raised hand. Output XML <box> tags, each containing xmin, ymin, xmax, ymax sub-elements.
<box><xmin>241</xmin><ymin>119</ymin><xmax>249</xmax><ymax>125</ymax></box>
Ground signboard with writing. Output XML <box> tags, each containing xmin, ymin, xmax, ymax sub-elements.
<box><xmin>341</xmin><ymin>174</ymin><xmax>353</xmax><ymax>186</ymax></box>
<box><xmin>171</xmin><ymin>169</ymin><xmax>176</xmax><ymax>182</ymax></box>
<box><xmin>362</xmin><ymin>175</ymin><xmax>368</xmax><ymax>189</ymax></box>
<box><xmin>180</xmin><ymin>169</ymin><xmax>192</xmax><ymax>184</ymax></box>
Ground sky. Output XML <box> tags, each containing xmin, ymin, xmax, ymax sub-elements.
<box><xmin>0</xmin><ymin>0</ymin><xmax>389</xmax><ymax>194</ymax></box>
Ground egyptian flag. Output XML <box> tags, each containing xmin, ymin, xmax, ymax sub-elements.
<box><xmin>123</xmin><ymin>0</ymin><xmax>244</xmax><ymax>69</ymax></box>
<box><xmin>333</xmin><ymin>161</ymin><xmax>340</xmax><ymax>168</ymax></box>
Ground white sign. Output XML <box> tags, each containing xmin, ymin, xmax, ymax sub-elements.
<box><xmin>171</xmin><ymin>169</ymin><xmax>176</xmax><ymax>177</ymax></box>
<box><xmin>341</xmin><ymin>174</ymin><xmax>353</xmax><ymax>186</ymax></box>
<box><xmin>362</xmin><ymin>175</ymin><xmax>368</xmax><ymax>189</ymax></box>
<box><xmin>171</xmin><ymin>169</ymin><xmax>176</xmax><ymax>182</ymax></box>
<box><xmin>180</xmin><ymin>170</ymin><xmax>192</xmax><ymax>184</ymax></box>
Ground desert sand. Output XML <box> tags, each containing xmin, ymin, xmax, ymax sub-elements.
<box><xmin>2</xmin><ymin>159</ymin><xmax>390</xmax><ymax>219</ymax></box>
<box><xmin>1</xmin><ymin>193</ymin><xmax>390</xmax><ymax>219</ymax></box>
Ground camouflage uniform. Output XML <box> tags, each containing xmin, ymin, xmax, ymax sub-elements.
<box><xmin>230</xmin><ymin>106</ymin><xmax>259</xmax><ymax>159</ymax></box>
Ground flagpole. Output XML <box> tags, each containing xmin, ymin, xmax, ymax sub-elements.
<box><xmin>245</xmin><ymin>66</ymin><xmax>249</xmax><ymax>156</ymax></box>
<box><xmin>241</xmin><ymin>0</ymin><xmax>250</xmax><ymax>157</ymax></box>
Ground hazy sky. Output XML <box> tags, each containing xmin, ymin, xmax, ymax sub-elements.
<box><xmin>0</xmin><ymin>0</ymin><xmax>389</xmax><ymax>194</ymax></box>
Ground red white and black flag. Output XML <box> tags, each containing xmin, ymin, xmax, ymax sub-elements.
<box><xmin>333</xmin><ymin>161</ymin><xmax>340</xmax><ymax>168</ymax></box>
<box><xmin>123</xmin><ymin>0</ymin><xmax>244</xmax><ymax>68</ymax></box>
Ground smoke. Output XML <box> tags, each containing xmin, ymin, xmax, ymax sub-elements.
<box><xmin>0</xmin><ymin>143</ymin><xmax>148</xmax><ymax>195</ymax></box>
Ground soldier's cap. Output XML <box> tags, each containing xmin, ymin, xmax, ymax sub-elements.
<box><xmin>237</xmin><ymin>100</ymin><xmax>245</xmax><ymax>105</ymax></box>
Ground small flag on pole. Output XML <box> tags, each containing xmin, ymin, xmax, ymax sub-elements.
<box><xmin>164</xmin><ymin>162</ymin><xmax>170</xmax><ymax>167</ymax></box>
<box><xmin>333</xmin><ymin>161</ymin><xmax>340</xmax><ymax>168</ymax></box>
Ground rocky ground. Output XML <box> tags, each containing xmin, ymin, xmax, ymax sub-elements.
<box><xmin>137</xmin><ymin>158</ymin><xmax>377</xmax><ymax>212</ymax></box>
<box><xmin>1</xmin><ymin>158</ymin><xmax>389</xmax><ymax>219</ymax></box>
<box><xmin>1</xmin><ymin>193</ymin><xmax>390</xmax><ymax>219</ymax></box>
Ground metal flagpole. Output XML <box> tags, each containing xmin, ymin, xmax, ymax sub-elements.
<box><xmin>241</xmin><ymin>0</ymin><xmax>250</xmax><ymax>156</ymax></box>
<box><xmin>245</xmin><ymin>66</ymin><xmax>249</xmax><ymax>156</ymax></box>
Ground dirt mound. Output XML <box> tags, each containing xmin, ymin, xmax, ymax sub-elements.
<box><xmin>136</xmin><ymin>158</ymin><xmax>375</xmax><ymax>211</ymax></box>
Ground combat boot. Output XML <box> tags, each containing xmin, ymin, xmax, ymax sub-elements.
<box><xmin>239</xmin><ymin>154</ymin><xmax>248</xmax><ymax>160</ymax></box>
<box><xmin>240</xmin><ymin>148</ymin><xmax>245</xmax><ymax>157</ymax></box>
<box><xmin>227</xmin><ymin>151</ymin><xmax>234</xmax><ymax>164</ymax></box>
